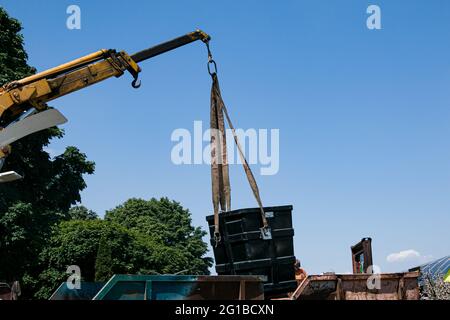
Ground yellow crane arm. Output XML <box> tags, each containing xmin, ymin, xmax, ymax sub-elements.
<box><xmin>0</xmin><ymin>29</ymin><xmax>210</xmax><ymax>160</ymax></box>
<box><xmin>0</xmin><ymin>49</ymin><xmax>139</xmax><ymax>124</ymax></box>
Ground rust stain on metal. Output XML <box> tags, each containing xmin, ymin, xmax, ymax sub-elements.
<box><xmin>295</xmin><ymin>272</ymin><xmax>420</xmax><ymax>300</ymax></box>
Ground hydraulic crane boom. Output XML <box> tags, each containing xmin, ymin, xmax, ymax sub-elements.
<box><xmin>0</xmin><ymin>30</ymin><xmax>210</xmax><ymax>166</ymax></box>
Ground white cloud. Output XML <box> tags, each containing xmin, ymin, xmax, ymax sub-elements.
<box><xmin>386</xmin><ymin>249</ymin><xmax>421</xmax><ymax>263</ymax></box>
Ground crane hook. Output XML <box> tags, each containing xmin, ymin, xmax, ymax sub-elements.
<box><xmin>131</xmin><ymin>75</ymin><xmax>141</xmax><ymax>89</ymax></box>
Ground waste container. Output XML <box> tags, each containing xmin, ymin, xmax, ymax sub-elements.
<box><xmin>93</xmin><ymin>275</ymin><xmax>264</xmax><ymax>300</ymax></box>
<box><xmin>298</xmin><ymin>272</ymin><xmax>420</xmax><ymax>300</ymax></box>
<box><xmin>206</xmin><ymin>205</ymin><xmax>297</xmax><ymax>296</ymax></box>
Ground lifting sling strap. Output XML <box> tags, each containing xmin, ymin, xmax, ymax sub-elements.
<box><xmin>210</xmin><ymin>73</ymin><xmax>231</xmax><ymax>244</ymax></box>
<box><xmin>210</xmin><ymin>73</ymin><xmax>269</xmax><ymax>246</ymax></box>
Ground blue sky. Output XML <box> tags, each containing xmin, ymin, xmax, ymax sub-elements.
<box><xmin>1</xmin><ymin>0</ymin><xmax>449</xmax><ymax>274</ymax></box>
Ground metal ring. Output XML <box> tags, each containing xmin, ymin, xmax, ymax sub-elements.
<box><xmin>207</xmin><ymin>60</ymin><xmax>218</xmax><ymax>76</ymax></box>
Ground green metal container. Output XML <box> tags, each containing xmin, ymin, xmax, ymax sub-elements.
<box><xmin>93</xmin><ymin>274</ymin><xmax>264</xmax><ymax>300</ymax></box>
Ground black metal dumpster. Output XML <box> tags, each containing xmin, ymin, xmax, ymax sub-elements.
<box><xmin>206</xmin><ymin>205</ymin><xmax>297</xmax><ymax>297</ymax></box>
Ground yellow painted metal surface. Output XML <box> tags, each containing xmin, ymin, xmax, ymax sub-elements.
<box><xmin>120</xmin><ymin>51</ymin><xmax>141</xmax><ymax>74</ymax></box>
<box><xmin>0</xmin><ymin>91</ymin><xmax>15</xmax><ymax>115</ymax></box>
<box><xmin>16</xmin><ymin>50</ymin><xmax>109</xmax><ymax>86</ymax></box>
<box><xmin>0</xmin><ymin>51</ymin><xmax>137</xmax><ymax>121</ymax></box>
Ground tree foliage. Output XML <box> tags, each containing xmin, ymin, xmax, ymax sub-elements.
<box><xmin>0</xmin><ymin>7</ymin><xmax>95</xmax><ymax>298</ymax></box>
<box><xmin>95</xmin><ymin>235</ymin><xmax>113</xmax><ymax>282</ymax></box>
<box><xmin>105</xmin><ymin>197</ymin><xmax>213</xmax><ymax>275</ymax></box>
<box><xmin>37</xmin><ymin>199</ymin><xmax>213</xmax><ymax>298</ymax></box>
<box><xmin>68</xmin><ymin>205</ymin><xmax>98</xmax><ymax>221</ymax></box>
<box><xmin>0</xmin><ymin>7</ymin><xmax>35</xmax><ymax>85</ymax></box>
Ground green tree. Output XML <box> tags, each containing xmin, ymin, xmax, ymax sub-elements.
<box><xmin>36</xmin><ymin>198</ymin><xmax>213</xmax><ymax>299</ymax></box>
<box><xmin>105</xmin><ymin>197</ymin><xmax>213</xmax><ymax>275</ymax></box>
<box><xmin>68</xmin><ymin>205</ymin><xmax>98</xmax><ymax>221</ymax></box>
<box><xmin>95</xmin><ymin>235</ymin><xmax>113</xmax><ymax>282</ymax></box>
<box><xmin>0</xmin><ymin>6</ymin><xmax>35</xmax><ymax>85</ymax></box>
<box><xmin>0</xmin><ymin>7</ymin><xmax>95</xmax><ymax>298</ymax></box>
<box><xmin>35</xmin><ymin>219</ymin><xmax>135</xmax><ymax>299</ymax></box>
